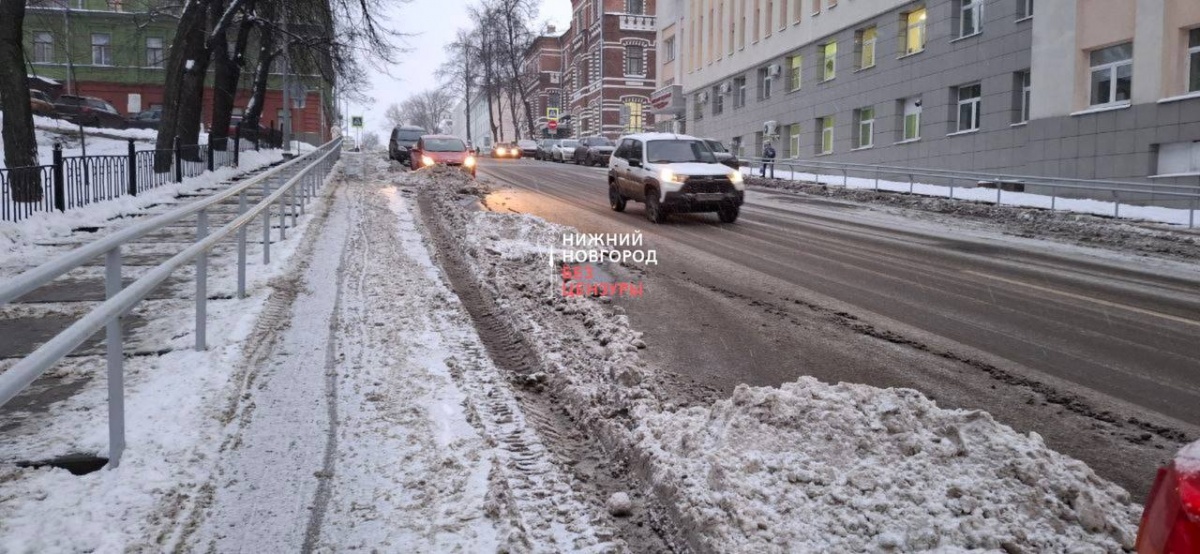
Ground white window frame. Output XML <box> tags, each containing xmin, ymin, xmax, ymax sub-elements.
<box><xmin>789</xmin><ymin>55</ymin><xmax>802</xmax><ymax>91</ymax></box>
<box><xmin>758</xmin><ymin>67</ymin><xmax>773</xmax><ymax>100</ymax></box>
<box><xmin>146</xmin><ymin>37</ymin><xmax>164</xmax><ymax>68</ymax></box>
<box><xmin>789</xmin><ymin>124</ymin><xmax>801</xmax><ymax>157</ymax></box>
<box><xmin>821</xmin><ymin>42</ymin><xmax>837</xmax><ymax>81</ymax></box>
<box><xmin>625</xmin><ymin>45</ymin><xmax>644</xmax><ymax>76</ymax></box>
<box><xmin>1188</xmin><ymin>28</ymin><xmax>1200</xmax><ymax>93</ymax></box>
<box><xmin>903</xmin><ymin>98</ymin><xmax>922</xmax><ymax>141</ymax></box>
<box><xmin>956</xmin><ymin>84</ymin><xmax>982</xmax><ymax>132</ymax></box>
<box><xmin>1019</xmin><ymin>71</ymin><xmax>1031</xmax><ymax>122</ymax></box>
<box><xmin>1089</xmin><ymin>43</ymin><xmax>1133</xmax><ymax>108</ymax></box>
<box><xmin>1018</xmin><ymin>0</ymin><xmax>1034</xmax><ymax>19</ymax></box>
<box><xmin>663</xmin><ymin>37</ymin><xmax>676</xmax><ymax>62</ymax></box>
<box><xmin>33</xmin><ymin>32</ymin><xmax>53</xmax><ymax>64</ymax></box>
<box><xmin>858</xmin><ymin>27</ymin><xmax>877</xmax><ymax>69</ymax></box>
<box><xmin>626</xmin><ymin>0</ymin><xmax>644</xmax><ymax>15</ymax></box>
<box><xmin>904</xmin><ymin>9</ymin><xmax>927</xmax><ymax>55</ymax></box>
<box><xmin>713</xmin><ymin>87</ymin><xmax>725</xmax><ymax>116</ymax></box>
<box><xmin>91</xmin><ymin>33</ymin><xmax>112</xmax><ymax>66</ymax></box>
<box><xmin>624</xmin><ymin>101</ymin><xmax>644</xmax><ymax>133</ymax></box>
<box><xmin>855</xmin><ymin>107</ymin><xmax>874</xmax><ymax>148</ymax></box>
<box><xmin>734</xmin><ymin>76</ymin><xmax>747</xmax><ymax>108</ymax></box>
<box><xmin>959</xmin><ymin>0</ymin><xmax>982</xmax><ymax>38</ymax></box>
<box><xmin>820</xmin><ymin>117</ymin><xmax>834</xmax><ymax>154</ymax></box>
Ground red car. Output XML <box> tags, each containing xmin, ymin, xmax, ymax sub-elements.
<box><xmin>1136</xmin><ymin>439</ymin><xmax>1199</xmax><ymax>553</ymax></box>
<box><xmin>410</xmin><ymin>135</ymin><xmax>476</xmax><ymax>178</ymax></box>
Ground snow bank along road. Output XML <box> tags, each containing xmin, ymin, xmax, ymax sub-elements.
<box><xmin>478</xmin><ymin>158</ymin><xmax>1200</xmax><ymax>502</ymax></box>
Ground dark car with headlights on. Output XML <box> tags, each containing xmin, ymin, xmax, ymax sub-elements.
<box><xmin>573</xmin><ymin>136</ymin><xmax>616</xmax><ymax>166</ymax></box>
<box><xmin>492</xmin><ymin>142</ymin><xmax>521</xmax><ymax>158</ymax></box>
<box><xmin>702</xmin><ymin>138</ymin><xmax>741</xmax><ymax>170</ymax></box>
<box><xmin>410</xmin><ymin>135</ymin><xmax>477</xmax><ymax>177</ymax></box>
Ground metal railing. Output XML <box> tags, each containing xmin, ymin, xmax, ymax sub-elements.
<box><xmin>0</xmin><ymin>137</ymin><xmax>343</xmax><ymax>468</ymax></box>
<box><xmin>740</xmin><ymin>156</ymin><xmax>1200</xmax><ymax>228</ymax></box>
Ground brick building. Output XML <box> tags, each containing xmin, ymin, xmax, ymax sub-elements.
<box><xmin>523</xmin><ymin>0</ymin><xmax>659</xmax><ymax>139</ymax></box>
<box><xmin>22</xmin><ymin>0</ymin><xmax>333</xmax><ymax>141</ymax></box>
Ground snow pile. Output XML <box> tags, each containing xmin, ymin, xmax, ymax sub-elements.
<box><xmin>1177</xmin><ymin>440</ymin><xmax>1200</xmax><ymax>474</ymax></box>
<box><xmin>422</xmin><ymin>169</ymin><xmax>1143</xmax><ymax>553</ymax></box>
<box><xmin>637</xmin><ymin>379</ymin><xmax>1140</xmax><ymax>552</ymax></box>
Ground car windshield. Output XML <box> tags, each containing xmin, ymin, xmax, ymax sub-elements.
<box><xmin>561</xmin><ymin>140</ymin><xmax>579</xmax><ymax>147</ymax></box>
<box><xmin>647</xmin><ymin>140</ymin><xmax>718</xmax><ymax>164</ymax></box>
<box><xmin>587</xmin><ymin>138</ymin><xmax>614</xmax><ymax>147</ymax></box>
<box><xmin>705</xmin><ymin>141</ymin><xmax>729</xmax><ymax>153</ymax></box>
<box><xmin>398</xmin><ymin>130</ymin><xmax>424</xmax><ymax>142</ymax></box>
<box><xmin>424</xmin><ymin>138</ymin><xmax>466</xmax><ymax>152</ymax></box>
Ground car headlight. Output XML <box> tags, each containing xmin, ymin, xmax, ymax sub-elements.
<box><xmin>422</xmin><ymin>155</ymin><xmax>435</xmax><ymax>167</ymax></box>
<box><xmin>464</xmin><ymin>156</ymin><xmax>476</xmax><ymax>167</ymax></box>
<box><xmin>660</xmin><ymin>169</ymin><xmax>684</xmax><ymax>184</ymax></box>
<box><xmin>498</xmin><ymin>148</ymin><xmax>507</xmax><ymax>155</ymax></box>
<box><xmin>729</xmin><ymin>171</ymin><xmax>744</xmax><ymax>185</ymax></box>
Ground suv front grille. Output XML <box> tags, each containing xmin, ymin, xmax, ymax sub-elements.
<box><xmin>680</xmin><ymin>177</ymin><xmax>734</xmax><ymax>194</ymax></box>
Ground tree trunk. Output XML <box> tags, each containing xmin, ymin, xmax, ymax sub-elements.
<box><xmin>154</xmin><ymin>0</ymin><xmax>213</xmax><ymax>170</ymax></box>
<box><xmin>209</xmin><ymin>7</ymin><xmax>254</xmax><ymax>151</ymax></box>
<box><xmin>242</xmin><ymin>27</ymin><xmax>276</xmax><ymax>133</ymax></box>
<box><xmin>0</xmin><ymin>0</ymin><xmax>42</xmax><ymax>202</ymax></box>
<box><xmin>505</xmin><ymin>81</ymin><xmax>521</xmax><ymax>140</ymax></box>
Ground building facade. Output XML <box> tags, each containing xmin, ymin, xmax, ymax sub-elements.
<box><xmin>22</xmin><ymin>0</ymin><xmax>332</xmax><ymax>139</ymax></box>
<box><xmin>668</xmin><ymin>0</ymin><xmax>1200</xmax><ymax>183</ymax></box>
<box><xmin>524</xmin><ymin>0</ymin><xmax>659</xmax><ymax>139</ymax></box>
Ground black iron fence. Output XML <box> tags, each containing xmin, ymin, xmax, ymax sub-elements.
<box><xmin>0</xmin><ymin>136</ymin><xmax>262</xmax><ymax>223</ymax></box>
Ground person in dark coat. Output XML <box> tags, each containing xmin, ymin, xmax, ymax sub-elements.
<box><xmin>761</xmin><ymin>141</ymin><xmax>776</xmax><ymax>178</ymax></box>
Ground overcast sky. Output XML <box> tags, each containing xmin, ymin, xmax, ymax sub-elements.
<box><xmin>346</xmin><ymin>0</ymin><xmax>572</xmax><ymax>138</ymax></box>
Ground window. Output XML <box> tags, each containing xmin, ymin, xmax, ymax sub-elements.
<box><xmin>146</xmin><ymin>37</ymin><xmax>164</xmax><ymax>68</ymax></box>
<box><xmin>33</xmin><ymin>32</ymin><xmax>53</xmax><ymax>63</ymax></box>
<box><xmin>788</xmin><ymin>124</ymin><xmax>801</xmax><ymax>157</ymax></box>
<box><xmin>1089</xmin><ymin>43</ymin><xmax>1133</xmax><ymax>107</ymax></box>
<box><xmin>548</xmin><ymin>92</ymin><xmax>560</xmax><ymax>110</ymax></box>
<box><xmin>734</xmin><ymin>76</ymin><xmax>747</xmax><ymax>108</ymax></box>
<box><xmin>694</xmin><ymin>94</ymin><xmax>705</xmax><ymax>121</ymax></box>
<box><xmin>713</xmin><ymin>86</ymin><xmax>725</xmax><ymax>116</ymax></box>
<box><xmin>903</xmin><ymin>9</ymin><xmax>927</xmax><ymax>55</ymax></box>
<box><xmin>827</xmin><ymin>0</ymin><xmax>837</xmax><ymax>7</ymax></box>
<box><xmin>854</xmin><ymin>107</ymin><xmax>874</xmax><ymax>148</ymax></box>
<box><xmin>901</xmin><ymin>97</ymin><xmax>922</xmax><ymax>141</ymax></box>
<box><xmin>753</xmin><ymin>0</ymin><xmax>761</xmax><ymax>42</ymax></box>
<box><xmin>91</xmin><ymin>33</ymin><xmax>112</xmax><ymax>66</ymax></box>
<box><xmin>856</xmin><ymin>26</ymin><xmax>877</xmax><ymax>69</ymax></box>
<box><xmin>1015</xmin><ymin>71</ymin><xmax>1031</xmax><ymax>123</ymax></box>
<box><xmin>955</xmin><ymin>84</ymin><xmax>982</xmax><ymax>132</ymax></box>
<box><xmin>788</xmin><ymin>54</ymin><xmax>803</xmax><ymax>91</ymax></box>
<box><xmin>1157</xmin><ymin>141</ymin><xmax>1200</xmax><ymax>175</ymax></box>
<box><xmin>626</xmin><ymin>0</ymin><xmax>644</xmax><ymax>15</ymax></box>
<box><xmin>818</xmin><ymin>116</ymin><xmax>834</xmax><ymax>154</ymax></box>
<box><xmin>625</xmin><ymin>45</ymin><xmax>644</xmax><ymax>75</ymax></box>
<box><xmin>811</xmin><ymin>0</ymin><xmax>820</xmax><ymax>14</ymax></box>
<box><xmin>958</xmin><ymin>0</ymin><xmax>982</xmax><ymax>37</ymax></box>
<box><xmin>1017</xmin><ymin>0</ymin><xmax>1033</xmax><ymax>19</ymax></box>
<box><xmin>1188</xmin><ymin>28</ymin><xmax>1200</xmax><ymax>93</ymax></box>
<box><xmin>794</xmin><ymin>0</ymin><xmax>803</xmax><ymax>23</ymax></box>
<box><xmin>821</xmin><ymin>42</ymin><xmax>837</xmax><ymax>81</ymax></box>
<box><xmin>766</xmin><ymin>0</ymin><xmax>773</xmax><ymax>35</ymax></box>
<box><xmin>757</xmin><ymin>66</ymin><xmax>773</xmax><ymax>100</ymax></box>
<box><xmin>663</xmin><ymin>37</ymin><xmax>676</xmax><ymax>62</ymax></box>
<box><xmin>623</xmin><ymin>102</ymin><xmax>644</xmax><ymax>133</ymax></box>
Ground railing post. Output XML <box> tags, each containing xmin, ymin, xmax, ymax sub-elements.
<box><xmin>278</xmin><ymin>193</ymin><xmax>287</xmax><ymax>241</ymax></box>
<box><xmin>1051</xmin><ymin>186</ymin><xmax>1057</xmax><ymax>210</ymax></box>
<box><xmin>997</xmin><ymin>185</ymin><xmax>1002</xmax><ymax>205</ymax></box>
<box><xmin>262</xmin><ymin>179</ymin><xmax>271</xmax><ymax>264</ymax></box>
<box><xmin>237</xmin><ymin>190</ymin><xmax>248</xmax><ymax>298</ymax></box>
<box><xmin>206</xmin><ymin>141</ymin><xmax>214</xmax><ymax>172</ymax></box>
<box><xmin>173</xmin><ymin>136</ymin><xmax>183</xmax><ymax>184</ymax></box>
<box><xmin>842</xmin><ymin>169</ymin><xmax>848</xmax><ymax>188</ymax></box>
<box><xmin>233</xmin><ymin>127</ymin><xmax>241</xmax><ymax>168</ymax></box>
<box><xmin>290</xmin><ymin>178</ymin><xmax>299</xmax><ymax>225</ymax></box>
<box><xmin>127</xmin><ymin>139</ymin><xmax>137</xmax><ymax>196</ymax></box>
<box><xmin>195</xmin><ymin>209</ymin><xmax>208</xmax><ymax>351</ymax></box>
<box><xmin>105</xmin><ymin>247</ymin><xmax>125</xmax><ymax>468</ymax></box>
<box><xmin>52</xmin><ymin>143</ymin><xmax>66</xmax><ymax>212</ymax></box>
<box><xmin>1190</xmin><ymin>197</ymin><xmax>1196</xmax><ymax>229</ymax></box>
<box><xmin>908</xmin><ymin>174</ymin><xmax>914</xmax><ymax>194</ymax></box>
<box><xmin>1113</xmin><ymin>192</ymin><xmax>1120</xmax><ymax>219</ymax></box>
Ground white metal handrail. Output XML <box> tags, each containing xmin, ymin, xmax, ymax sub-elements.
<box><xmin>0</xmin><ymin>137</ymin><xmax>342</xmax><ymax>467</ymax></box>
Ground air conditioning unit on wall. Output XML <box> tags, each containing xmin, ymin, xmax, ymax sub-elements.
<box><xmin>767</xmin><ymin>64</ymin><xmax>782</xmax><ymax>77</ymax></box>
<box><xmin>718</xmin><ymin>82</ymin><xmax>732</xmax><ymax>95</ymax></box>
<box><xmin>764</xmin><ymin>120</ymin><xmax>778</xmax><ymax>136</ymax></box>
<box><xmin>698</xmin><ymin>91</ymin><xmax>710</xmax><ymax>103</ymax></box>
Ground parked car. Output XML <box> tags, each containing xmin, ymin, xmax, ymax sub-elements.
<box><xmin>702</xmin><ymin>138</ymin><xmax>741</xmax><ymax>170</ymax></box>
<box><xmin>550</xmin><ymin>139</ymin><xmax>581</xmax><ymax>162</ymax></box>
<box><xmin>573</xmin><ymin>136</ymin><xmax>616</xmax><ymax>166</ymax></box>
<box><xmin>536</xmin><ymin>139</ymin><xmax>561</xmax><ymax>161</ymax></box>
<box><xmin>517</xmin><ymin>140</ymin><xmax>539</xmax><ymax>158</ymax></box>
<box><xmin>389</xmin><ymin>125</ymin><xmax>427</xmax><ymax>164</ymax></box>
<box><xmin>607</xmin><ymin>132</ymin><xmax>745</xmax><ymax>224</ymax></box>
<box><xmin>29</xmin><ymin>90</ymin><xmax>56</xmax><ymax>117</ymax></box>
<box><xmin>1136</xmin><ymin>439</ymin><xmax>1199</xmax><ymax>552</ymax></box>
<box><xmin>126</xmin><ymin>107</ymin><xmax>162</xmax><ymax>130</ymax></box>
<box><xmin>54</xmin><ymin>95</ymin><xmax>126</xmax><ymax>129</ymax></box>
<box><xmin>492</xmin><ymin>142</ymin><xmax>521</xmax><ymax>158</ymax></box>
<box><xmin>410</xmin><ymin>134</ymin><xmax>476</xmax><ymax>177</ymax></box>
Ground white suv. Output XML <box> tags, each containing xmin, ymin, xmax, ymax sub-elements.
<box><xmin>607</xmin><ymin>133</ymin><xmax>746</xmax><ymax>223</ymax></box>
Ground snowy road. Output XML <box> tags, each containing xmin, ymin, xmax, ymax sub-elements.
<box><xmin>479</xmin><ymin>158</ymin><xmax>1200</xmax><ymax>499</ymax></box>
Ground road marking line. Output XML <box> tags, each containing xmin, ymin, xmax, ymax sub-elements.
<box><xmin>963</xmin><ymin>270</ymin><xmax>1200</xmax><ymax>328</ymax></box>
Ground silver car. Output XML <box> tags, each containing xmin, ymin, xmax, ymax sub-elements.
<box><xmin>551</xmin><ymin>139</ymin><xmax>581</xmax><ymax>162</ymax></box>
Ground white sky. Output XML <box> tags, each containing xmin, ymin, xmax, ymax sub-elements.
<box><xmin>347</xmin><ymin>0</ymin><xmax>572</xmax><ymax>138</ymax></box>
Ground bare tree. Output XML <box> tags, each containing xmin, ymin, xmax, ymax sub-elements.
<box><xmin>489</xmin><ymin>0</ymin><xmax>538</xmax><ymax>139</ymax></box>
<box><xmin>360</xmin><ymin>131</ymin><xmax>380</xmax><ymax>150</ymax></box>
<box><xmin>398</xmin><ymin>90</ymin><xmax>455</xmax><ymax>133</ymax></box>
<box><xmin>383</xmin><ymin>103</ymin><xmax>405</xmax><ymax>129</ymax></box>
<box><xmin>437</xmin><ymin>29</ymin><xmax>478</xmax><ymax>144</ymax></box>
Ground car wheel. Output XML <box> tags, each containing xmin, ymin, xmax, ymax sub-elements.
<box><xmin>645</xmin><ymin>189</ymin><xmax>667</xmax><ymax>223</ymax></box>
<box><xmin>609</xmin><ymin>183</ymin><xmax>626</xmax><ymax>212</ymax></box>
<box><xmin>718</xmin><ymin>204</ymin><xmax>740</xmax><ymax>223</ymax></box>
